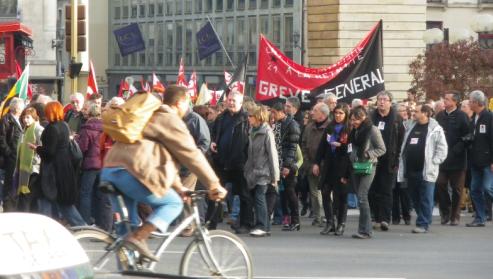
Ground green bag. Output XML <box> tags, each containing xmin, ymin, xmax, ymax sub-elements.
<box><xmin>352</xmin><ymin>161</ymin><xmax>373</xmax><ymax>175</ymax></box>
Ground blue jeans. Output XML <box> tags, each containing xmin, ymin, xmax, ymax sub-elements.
<box><xmin>38</xmin><ymin>198</ymin><xmax>87</xmax><ymax>226</ymax></box>
<box><xmin>101</xmin><ymin>167</ymin><xmax>184</xmax><ymax>234</ymax></box>
<box><xmin>225</xmin><ymin>182</ymin><xmax>240</xmax><ymax>222</ymax></box>
<box><xmin>470</xmin><ymin>166</ymin><xmax>493</xmax><ymax>223</ymax></box>
<box><xmin>79</xmin><ymin>170</ymin><xmax>113</xmax><ymax>231</ymax></box>
<box><xmin>407</xmin><ymin>172</ymin><xmax>435</xmax><ymax>229</ymax></box>
<box><xmin>253</xmin><ymin>184</ymin><xmax>269</xmax><ymax>232</ymax></box>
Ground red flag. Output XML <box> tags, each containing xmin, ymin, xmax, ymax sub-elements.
<box><xmin>176</xmin><ymin>57</ymin><xmax>187</xmax><ymax>87</ymax></box>
<box><xmin>117</xmin><ymin>79</ymin><xmax>127</xmax><ymax>97</ymax></box>
<box><xmin>86</xmin><ymin>60</ymin><xmax>99</xmax><ymax>97</ymax></box>
<box><xmin>152</xmin><ymin>72</ymin><xmax>165</xmax><ymax>92</ymax></box>
<box><xmin>256</xmin><ymin>21</ymin><xmax>383</xmax><ymax>105</ymax></box>
<box><xmin>140</xmin><ymin>76</ymin><xmax>150</xmax><ymax>92</ymax></box>
<box><xmin>15</xmin><ymin>60</ymin><xmax>32</xmax><ymax>99</ymax></box>
<box><xmin>187</xmin><ymin>71</ymin><xmax>198</xmax><ymax>101</ymax></box>
<box><xmin>210</xmin><ymin>88</ymin><xmax>224</xmax><ymax>106</ymax></box>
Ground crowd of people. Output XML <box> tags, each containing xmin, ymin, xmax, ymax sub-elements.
<box><xmin>0</xmin><ymin>86</ymin><xmax>492</xmax><ymax>242</ymax></box>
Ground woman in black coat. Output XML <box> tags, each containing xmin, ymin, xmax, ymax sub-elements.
<box><xmin>30</xmin><ymin>101</ymin><xmax>86</xmax><ymax>226</ymax></box>
<box><xmin>313</xmin><ymin>103</ymin><xmax>352</xmax><ymax>236</ymax></box>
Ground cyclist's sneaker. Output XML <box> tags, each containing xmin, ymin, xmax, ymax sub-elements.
<box><xmin>250</xmin><ymin>229</ymin><xmax>269</xmax><ymax>237</ymax></box>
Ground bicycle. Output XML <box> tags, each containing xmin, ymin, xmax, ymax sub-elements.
<box><xmin>71</xmin><ymin>182</ymin><xmax>253</xmax><ymax>278</ymax></box>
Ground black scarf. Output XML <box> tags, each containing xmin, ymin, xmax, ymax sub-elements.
<box><xmin>349</xmin><ymin>120</ymin><xmax>373</xmax><ymax>158</ymax></box>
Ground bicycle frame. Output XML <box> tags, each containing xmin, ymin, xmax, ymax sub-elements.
<box><xmin>148</xmin><ymin>202</ymin><xmax>222</xmax><ymax>273</ymax></box>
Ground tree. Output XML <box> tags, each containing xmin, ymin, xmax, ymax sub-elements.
<box><xmin>409</xmin><ymin>40</ymin><xmax>493</xmax><ymax>101</ymax></box>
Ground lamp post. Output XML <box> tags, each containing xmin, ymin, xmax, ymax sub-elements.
<box><xmin>471</xmin><ymin>14</ymin><xmax>493</xmax><ymax>49</ymax></box>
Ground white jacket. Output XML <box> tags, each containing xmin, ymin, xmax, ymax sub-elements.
<box><xmin>397</xmin><ymin>118</ymin><xmax>448</xmax><ymax>183</ymax></box>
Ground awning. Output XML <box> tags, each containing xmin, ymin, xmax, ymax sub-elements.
<box><xmin>0</xmin><ymin>21</ymin><xmax>32</xmax><ymax>37</ymax></box>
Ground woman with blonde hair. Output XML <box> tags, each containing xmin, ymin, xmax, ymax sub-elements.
<box><xmin>244</xmin><ymin>105</ymin><xmax>280</xmax><ymax>237</ymax></box>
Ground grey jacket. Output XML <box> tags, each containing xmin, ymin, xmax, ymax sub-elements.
<box><xmin>397</xmin><ymin>118</ymin><xmax>448</xmax><ymax>183</ymax></box>
<box><xmin>349</xmin><ymin>126</ymin><xmax>387</xmax><ymax>164</ymax></box>
<box><xmin>244</xmin><ymin>123</ymin><xmax>280</xmax><ymax>190</ymax></box>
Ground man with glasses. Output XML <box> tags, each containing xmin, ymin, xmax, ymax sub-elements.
<box><xmin>369</xmin><ymin>91</ymin><xmax>404</xmax><ymax>231</ymax></box>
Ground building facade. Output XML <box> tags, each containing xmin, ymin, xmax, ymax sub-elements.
<box><xmin>0</xmin><ymin>0</ymin><xmax>62</xmax><ymax>100</ymax></box>
<box><xmin>107</xmin><ymin>0</ymin><xmax>302</xmax><ymax>97</ymax></box>
<box><xmin>105</xmin><ymin>0</ymin><xmax>492</xmax><ymax>100</ymax></box>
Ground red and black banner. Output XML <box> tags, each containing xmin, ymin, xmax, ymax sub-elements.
<box><xmin>255</xmin><ymin>20</ymin><xmax>384</xmax><ymax>108</ymax></box>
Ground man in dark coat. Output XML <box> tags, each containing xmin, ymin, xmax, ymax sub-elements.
<box><xmin>466</xmin><ymin>90</ymin><xmax>493</xmax><ymax>227</ymax></box>
<box><xmin>210</xmin><ymin>90</ymin><xmax>251</xmax><ymax>233</ymax></box>
<box><xmin>435</xmin><ymin>91</ymin><xmax>470</xmax><ymax>226</ymax></box>
<box><xmin>369</xmin><ymin>91</ymin><xmax>404</xmax><ymax>231</ymax></box>
<box><xmin>0</xmin><ymin>97</ymin><xmax>25</xmax><ymax>211</ymax></box>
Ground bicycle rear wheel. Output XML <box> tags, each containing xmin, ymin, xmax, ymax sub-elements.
<box><xmin>180</xmin><ymin>230</ymin><xmax>253</xmax><ymax>279</ymax></box>
<box><xmin>73</xmin><ymin>227</ymin><xmax>130</xmax><ymax>274</ymax></box>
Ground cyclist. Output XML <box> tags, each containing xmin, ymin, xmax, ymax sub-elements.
<box><xmin>101</xmin><ymin>85</ymin><xmax>227</xmax><ymax>261</ymax></box>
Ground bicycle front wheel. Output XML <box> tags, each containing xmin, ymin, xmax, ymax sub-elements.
<box><xmin>73</xmin><ymin>227</ymin><xmax>129</xmax><ymax>274</ymax></box>
<box><xmin>180</xmin><ymin>230</ymin><xmax>253</xmax><ymax>279</ymax></box>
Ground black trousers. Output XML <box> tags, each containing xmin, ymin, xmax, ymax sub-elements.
<box><xmin>392</xmin><ymin>182</ymin><xmax>411</xmax><ymax>223</ymax></box>
<box><xmin>436</xmin><ymin>170</ymin><xmax>465</xmax><ymax>222</ymax></box>
<box><xmin>206</xmin><ymin>169</ymin><xmax>253</xmax><ymax>229</ymax></box>
<box><xmin>280</xmin><ymin>174</ymin><xmax>299</xmax><ymax>224</ymax></box>
<box><xmin>369</xmin><ymin>165</ymin><xmax>396</xmax><ymax>224</ymax></box>
<box><xmin>321</xmin><ymin>180</ymin><xmax>348</xmax><ymax>226</ymax></box>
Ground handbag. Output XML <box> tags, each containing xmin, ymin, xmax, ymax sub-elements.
<box><xmin>63</xmin><ymin>122</ymin><xmax>83</xmax><ymax>168</ymax></box>
<box><xmin>352</xmin><ymin>161</ymin><xmax>373</xmax><ymax>175</ymax></box>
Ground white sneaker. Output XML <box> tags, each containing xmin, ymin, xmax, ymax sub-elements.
<box><xmin>249</xmin><ymin>229</ymin><xmax>268</xmax><ymax>237</ymax></box>
<box><xmin>412</xmin><ymin>227</ymin><xmax>428</xmax><ymax>233</ymax></box>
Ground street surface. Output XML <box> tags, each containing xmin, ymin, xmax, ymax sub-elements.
<box><xmin>86</xmin><ymin>209</ymin><xmax>493</xmax><ymax>279</ymax></box>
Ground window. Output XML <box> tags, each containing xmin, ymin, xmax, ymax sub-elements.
<box><xmin>157</xmin><ymin>23</ymin><xmax>164</xmax><ymax>66</ymax></box>
<box><xmin>165</xmin><ymin>0</ymin><xmax>173</xmax><ymax>15</ymax></box>
<box><xmin>139</xmin><ymin>4</ymin><xmax>145</xmax><ymax>17</ymax></box>
<box><xmin>185</xmin><ymin>22</ymin><xmax>193</xmax><ymax>65</ymax></box>
<box><xmin>248</xmin><ymin>17</ymin><xmax>257</xmax><ymax>66</ymax></box>
<box><xmin>148</xmin><ymin>23</ymin><xmax>155</xmax><ymax>66</ymax></box>
<box><xmin>157</xmin><ymin>2</ymin><xmax>164</xmax><ymax>15</ymax></box>
<box><xmin>166</xmin><ymin>22</ymin><xmax>174</xmax><ymax>65</ymax></box>
<box><xmin>149</xmin><ymin>4</ymin><xmax>155</xmax><ymax>17</ymax></box>
<box><xmin>114</xmin><ymin>7</ymin><xmax>121</xmax><ymax>19</ymax></box>
<box><xmin>260</xmin><ymin>15</ymin><xmax>268</xmax><ymax>37</ymax></box>
<box><xmin>284</xmin><ymin>15</ymin><xmax>293</xmax><ymax>59</ymax></box>
<box><xmin>227</xmin><ymin>0</ymin><xmax>234</xmax><ymax>10</ymax></box>
<box><xmin>260</xmin><ymin>0</ymin><xmax>268</xmax><ymax>9</ymax></box>
<box><xmin>285</xmin><ymin>0</ymin><xmax>293</xmax><ymax>7</ymax></box>
<box><xmin>226</xmin><ymin>19</ymin><xmax>234</xmax><ymax>61</ymax></box>
<box><xmin>205</xmin><ymin>0</ymin><xmax>213</xmax><ymax>12</ymax></box>
<box><xmin>176</xmin><ymin>21</ymin><xmax>183</xmax><ymax>64</ymax></box>
<box><xmin>216</xmin><ymin>0</ymin><xmax>223</xmax><ymax>12</ymax></box>
<box><xmin>185</xmin><ymin>0</ymin><xmax>192</xmax><ymax>14</ymax></box>
<box><xmin>426</xmin><ymin>21</ymin><xmax>443</xmax><ymax>30</ymax></box>
<box><xmin>236</xmin><ymin>17</ymin><xmax>245</xmax><ymax>52</ymax></box>
<box><xmin>131</xmin><ymin>4</ymin><xmax>137</xmax><ymax>17</ymax></box>
<box><xmin>122</xmin><ymin>55</ymin><xmax>128</xmax><ymax>66</ymax></box>
<box><xmin>114</xmin><ymin>53</ymin><xmax>120</xmax><ymax>66</ymax></box>
<box><xmin>131</xmin><ymin>53</ymin><xmax>137</xmax><ymax>66</ymax></box>
<box><xmin>272</xmin><ymin>15</ymin><xmax>281</xmax><ymax>46</ymax></box>
<box><xmin>176</xmin><ymin>0</ymin><xmax>182</xmax><ymax>15</ymax></box>
<box><xmin>140</xmin><ymin>53</ymin><xmax>146</xmax><ymax>66</ymax></box>
<box><xmin>195</xmin><ymin>0</ymin><xmax>202</xmax><ymax>13</ymax></box>
<box><xmin>249</xmin><ymin>0</ymin><xmax>256</xmax><ymax>10</ymax></box>
<box><xmin>122</xmin><ymin>6</ymin><xmax>129</xmax><ymax>18</ymax></box>
<box><xmin>238</xmin><ymin>0</ymin><xmax>245</xmax><ymax>10</ymax></box>
<box><xmin>273</xmin><ymin>0</ymin><xmax>281</xmax><ymax>8</ymax></box>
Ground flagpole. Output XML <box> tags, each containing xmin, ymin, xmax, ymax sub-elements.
<box><xmin>206</xmin><ymin>15</ymin><xmax>235</xmax><ymax>68</ymax></box>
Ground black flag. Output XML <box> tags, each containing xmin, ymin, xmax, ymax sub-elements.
<box><xmin>219</xmin><ymin>53</ymin><xmax>249</xmax><ymax>102</ymax></box>
<box><xmin>310</xmin><ymin>20</ymin><xmax>384</xmax><ymax>104</ymax></box>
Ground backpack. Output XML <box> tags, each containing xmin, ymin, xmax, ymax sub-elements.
<box><xmin>102</xmin><ymin>92</ymin><xmax>162</xmax><ymax>143</ymax></box>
